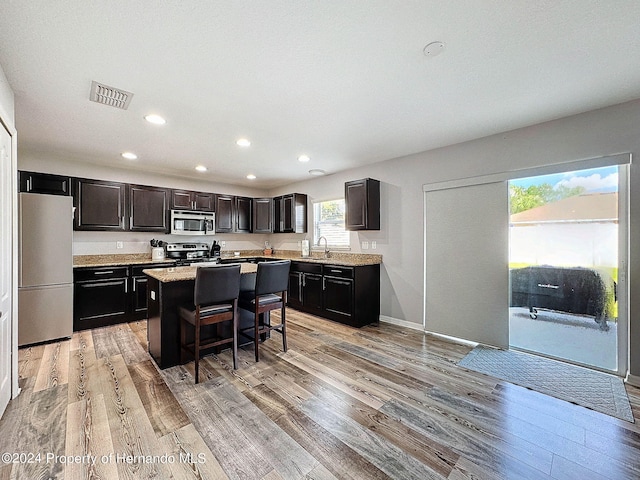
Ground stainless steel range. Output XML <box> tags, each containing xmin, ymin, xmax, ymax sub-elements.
<box><xmin>165</xmin><ymin>242</ymin><xmax>220</xmax><ymax>266</ymax></box>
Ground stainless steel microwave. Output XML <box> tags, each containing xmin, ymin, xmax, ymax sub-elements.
<box><xmin>170</xmin><ymin>210</ymin><xmax>215</xmax><ymax>236</ymax></box>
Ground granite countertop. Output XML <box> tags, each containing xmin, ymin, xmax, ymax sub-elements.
<box><xmin>74</xmin><ymin>250</ymin><xmax>382</xmax><ymax>268</ymax></box>
<box><xmin>73</xmin><ymin>253</ymin><xmax>177</xmax><ymax>268</ymax></box>
<box><xmin>143</xmin><ymin>262</ymin><xmax>258</xmax><ymax>282</ymax></box>
<box><xmin>221</xmin><ymin>250</ymin><xmax>383</xmax><ymax>266</ymax></box>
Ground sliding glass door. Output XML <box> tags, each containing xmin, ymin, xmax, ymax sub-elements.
<box><xmin>509</xmin><ymin>165</ymin><xmax>628</xmax><ymax>374</ymax></box>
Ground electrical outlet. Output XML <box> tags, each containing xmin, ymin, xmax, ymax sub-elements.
<box><xmin>372</xmin><ymin>241</ymin><xmax>377</xmax><ymax>249</ymax></box>
<box><xmin>362</xmin><ymin>241</ymin><xmax>369</xmax><ymax>250</ymax></box>
<box><xmin>116</xmin><ymin>241</ymin><xmax>124</xmax><ymax>249</ymax></box>
<box><xmin>297</xmin><ymin>240</ymin><xmax>302</xmax><ymax>247</ymax></box>
<box><xmin>220</xmin><ymin>241</ymin><xmax>226</xmax><ymax>247</ymax></box>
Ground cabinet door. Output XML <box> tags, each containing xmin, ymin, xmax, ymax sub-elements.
<box><xmin>74</xmin><ymin>178</ymin><xmax>126</xmax><ymax>230</ymax></box>
<box><xmin>171</xmin><ymin>190</ymin><xmax>193</xmax><ymax>210</ymax></box>
<box><xmin>253</xmin><ymin>198</ymin><xmax>273</xmax><ymax>233</ymax></box>
<box><xmin>193</xmin><ymin>192</ymin><xmax>214</xmax><ymax>211</ymax></box>
<box><xmin>74</xmin><ymin>279</ymin><xmax>128</xmax><ymax>330</ymax></box>
<box><xmin>288</xmin><ymin>271</ymin><xmax>303</xmax><ymax>309</ymax></box>
<box><xmin>345</xmin><ymin>178</ymin><xmax>380</xmax><ymax>230</ymax></box>
<box><xmin>19</xmin><ymin>171</ymin><xmax>70</xmax><ymax>196</ymax></box>
<box><xmin>129</xmin><ymin>184</ymin><xmax>169</xmax><ymax>231</ymax></box>
<box><xmin>132</xmin><ymin>276</ymin><xmax>148</xmax><ymax>316</ymax></box>
<box><xmin>235</xmin><ymin>196</ymin><xmax>252</xmax><ymax>233</ymax></box>
<box><xmin>215</xmin><ymin>195</ymin><xmax>234</xmax><ymax>232</ymax></box>
<box><xmin>324</xmin><ymin>276</ymin><xmax>354</xmax><ymax>320</ymax></box>
<box><xmin>282</xmin><ymin>195</ymin><xmax>294</xmax><ymax>232</ymax></box>
<box><xmin>273</xmin><ymin>196</ymin><xmax>283</xmax><ymax>233</ymax></box>
<box><xmin>302</xmin><ymin>273</ymin><xmax>324</xmax><ymax>313</ymax></box>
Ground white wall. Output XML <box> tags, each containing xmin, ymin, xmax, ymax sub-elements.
<box><xmin>511</xmin><ymin>223</ymin><xmax>618</xmax><ymax>268</ymax></box>
<box><xmin>270</xmin><ymin>99</ymin><xmax>640</xmax><ymax>378</ymax></box>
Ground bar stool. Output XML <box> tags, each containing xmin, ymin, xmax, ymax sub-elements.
<box><xmin>178</xmin><ymin>264</ymin><xmax>241</xmax><ymax>383</ymax></box>
<box><xmin>238</xmin><ymin>260</ymin><xmax>291</xmax><ymax>362</ymax></box>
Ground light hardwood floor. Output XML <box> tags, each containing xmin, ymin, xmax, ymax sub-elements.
<box><xmin>3</xmin><ymin>309</ymin><xmax>640</xmax><ymax>479</ymax></box>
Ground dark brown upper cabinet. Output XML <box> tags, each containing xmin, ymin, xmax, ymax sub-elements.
<box><xmin>274</xmin><ymin>193</ymin><xmax>307</xmax><ymax>233</ymax></box>
<box><xmin>73</xmin><ymin>178</ymin><xmax>127</xmax><ymax>231</ymax></box>
<box><xmin>215</xmin><ymin>194</ymin><xmax>252</xmax><ymax>233</ymax></box>
<box><xmin>128</xmin><ymin>184</ymin><xmax>169</xmax><ymax>232</ymax></box>
<box><xmin>215</xmin><ymin>194</ymin><xmax>234</xmax><ymax>232</ymax></box>
<box><xmin>171</xmin><ymin>189</ymin><xmax>214</xmax><ymax>211</ymax></box>
<box><xmin>252</xmin><ymin>197</ymin><xmax>273</xmax><ymax>233</ymax></box>
<box><xmin>19</xmin><ymin>171</ymin><xmax>71</xmax><ymax>196</ymax></box>
<box><xmin>345</xmin><ymin>178</ymin><xmax>380</xmax><ymax>230</ymax></box>
<box><xmin>235</xmin><ymin>196</ymin><xmax>252</xmax><ymax>233</ymax></box>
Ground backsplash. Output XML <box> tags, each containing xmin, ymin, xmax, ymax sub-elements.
<box><xmin>72</xmin><ymin>231</ymin><xmax>270</xmax><ymax>256</ymax></box>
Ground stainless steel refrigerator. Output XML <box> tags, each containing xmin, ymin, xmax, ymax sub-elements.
<box><xmin>18</xmin><ymin>192</ymin><xmax>73</xmax><ymax>346</ymax></box>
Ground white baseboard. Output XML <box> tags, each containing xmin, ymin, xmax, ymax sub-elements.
<box><xmin>625</xmin><ymin>373</ymin><xmax>640</xmax><ymax>388</ymax></box>
<box><xmin>379</xmin><ymin>315</ymin><xmax>424</xmax><ymax>331</ymax></box>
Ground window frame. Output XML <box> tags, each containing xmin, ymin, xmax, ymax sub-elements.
<box><xmin>312</xmin><ymin>198</ymin><xmax>351</xmax><ymax>250</ymax></box>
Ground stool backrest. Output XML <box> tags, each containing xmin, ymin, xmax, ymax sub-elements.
<box><xmin>255</xmin><ymin>260</ymin><xmax>291</xmax><ymax>296</ymax></box>
<box><xmin>194</xmin><ymin>265</ymin><xmax>241</xmax><ymax>306</ymax></box>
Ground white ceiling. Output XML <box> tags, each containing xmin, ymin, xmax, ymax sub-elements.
<box><xmin>1</xmin><ymin>1</ymin><xmax>640</xmax><ymax>188</ymax></box>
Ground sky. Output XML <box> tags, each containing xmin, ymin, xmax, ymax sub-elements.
<box><xmin>509</xmin><ymin>165</ymin><xmax>618</xmax><ymax>193</ymax></box>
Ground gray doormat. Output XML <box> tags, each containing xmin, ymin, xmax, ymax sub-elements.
<box><xmin>458</xmin><ymin>345</ymin><xmax>634</xmax><ymax>422</ymax></box>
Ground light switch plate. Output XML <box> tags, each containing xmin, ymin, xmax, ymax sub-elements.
<box><xmin>362</xmin><ymin>241</ymin><xmax>369</xmax><ymax>250</ymax></box>
<box><xmin>116</xmin><ymin>241</ymin><xmax>123</xmax><ymax>249</ymax></box>
<box><xmin>372</xmin><ymin>241</ymin><xmax>377</xmax><ymax>249</ymax></box>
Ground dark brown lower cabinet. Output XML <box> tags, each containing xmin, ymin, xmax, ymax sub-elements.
<box><xmin>288</xmin><ymin>261</ymin><xmax>379</xmax><ymax>327</ymax></box>
<box><xmin>74</xmin><ymin>263</ymin><xmax>173</xmax><ymax>330</ymax></box>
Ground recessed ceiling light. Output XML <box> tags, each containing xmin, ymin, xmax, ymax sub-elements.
<box><xmin>121</xmin><ymin>152</ymin><xmax>138</xmax><ymax>160</ymax></box>
<box><xmin>423</xmin><ymin>41</ymin><xmax>445</xmax><ymax>58</ymax></box>
<box><xmin>144</xmin><ymin>114</ymin><xmax>166</xmax><ymax>125</ymax></box>
<box><xmin>309</xmin><ymin>169</ymin><xmax>326</xmax><ymax>176</ymax></box>
<box><xmin>195</xmin><ymin>165</ymin><xmax>207</xmax><ymax>172</ymax></box>
<box><xmin>236</xmin><ymin>138</ymin><xmax>251</xmax><ymax>147</ymax></box>
<box><xmin>298</xmin><ymin>155</ymin><xmax>311</xmax><ymax>163</ymax></box>
<box><xmin>246</xmin><ymin>174</ymin><xmax>256</xmax><ymax>180</ymax></box>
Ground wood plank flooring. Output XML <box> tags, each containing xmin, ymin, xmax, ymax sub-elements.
<box><xmin>3</xmin><ymin>309</ymin><xmax>640</xmax><ymax>479</ymax></box>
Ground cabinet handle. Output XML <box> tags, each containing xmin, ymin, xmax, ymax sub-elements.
<box><xmin>323</xmin><ymin>277</ymin><xmax>326</xmax><ymax>290</ymax></box>
<box><xmin>132</xmin><ymin>280</ymin><xmax>136</xmax><ymax>292</ymax></box>
<box><xmin>27</xmin><ymin>178</ymin><xmax>32</xmax><ymax>192</ymax></box>
<box><xmin>124</xmin><ymin>281</ymin><xmax>128</xmax><ymax>294</ymax></box>
<box><xmin>94</xmin><ymin>270</ymin><xmax>114</xmax><ymax>275</ymax></box>
<box><xmin>302</xmin><ymin>274</ymin><xmax>306</xmax><ymax>287</ymax></box>
<box><xmin>129</xmin><ymin>217</ymin><xmax>133</xmax><ymax>229</ymax></box>
<box><xmin>330</xmin><ymin>269</ymin><xmax>343</xmax><ymax>273</ymax></box>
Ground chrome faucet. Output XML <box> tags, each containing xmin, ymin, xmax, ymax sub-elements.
<box><xmin>317</xmin><ymin>236</ymin><xmax>329</xmax><ymax>258</ymax></box>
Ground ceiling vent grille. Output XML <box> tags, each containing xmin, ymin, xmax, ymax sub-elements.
<box><xmin>89</xmin><ymin>81</ymin><xmax>133</xmax><ymax>110</ymax></box>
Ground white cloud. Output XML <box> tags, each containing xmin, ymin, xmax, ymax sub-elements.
<box><xmin>554</xmin><ymin>172</ymin><xmax>618</xmax><ymax>192</ymax></box>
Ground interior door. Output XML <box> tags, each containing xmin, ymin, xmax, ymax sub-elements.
<box><xmin>0</xmin><ymin>122</ymin><xmax>13</xmax><ymax>416</ymax></box>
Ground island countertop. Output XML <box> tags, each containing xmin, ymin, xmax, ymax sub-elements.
<box><xmin>143</xmin><ymin>263</ymin><xmax>258</xmax><ymax>282</ymax></box>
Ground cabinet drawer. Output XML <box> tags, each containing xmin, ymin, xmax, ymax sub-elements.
<box><xmin>291</xmin><ymin>261</ymin><xmax>323</xmax><ymax>274</ymax></box>
<box><xmin>324</xmin><ymin>265</ymin><xmax>354</xmax><ymax>279</ymax></box>
<box><xmin>74</xmin><ymin>266</ymin><xmax>129</xmax><ymax>282</ymax></box>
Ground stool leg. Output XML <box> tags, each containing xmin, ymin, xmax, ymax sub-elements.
<box><xmin>232</xmin><ymin>301</ymin><xmax>238</xmax><ymax>370</ymax></box>
<box><xmin>281</xmin><ymin>305</ymin><xmax>287</xmax><ymax>353</ymax></box>
<box><xmin>194</xmin><ymin>313</ymin><xmax>201</xmax><ymax>384</ymax></box>
<box><xmin>254</xmin><ymin>307</ymin><xmax>260</xmax><ymax>362</ymax></box>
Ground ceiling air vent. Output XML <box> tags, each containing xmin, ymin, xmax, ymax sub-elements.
<box><xmin>89</xmin><ymin>81</ymin><xmax>133</xmax><ymax>110</ymax></box>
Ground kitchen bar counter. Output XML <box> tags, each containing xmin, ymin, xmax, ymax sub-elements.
<box><xmin>145</xmin><ymin>262</ymin><xmax>258</xmax><ymax>369</ymax></box>
<box><xmin>143</xmin><ymin>263</ymin><xmax>257</xmax><ymax>282</ymax></box>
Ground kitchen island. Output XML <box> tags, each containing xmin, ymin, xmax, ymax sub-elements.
<box><xmin>144</xmin><ymin>251</ymin><xmax>382</xmax><ymax>369</ymax></box>
<box><xmin>144</xmin><ymin>263</ymin><xmax>257</xmax><ymax>369</ymax></box>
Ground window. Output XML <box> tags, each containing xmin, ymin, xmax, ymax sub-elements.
<box><xmin>313</xmin><ymin>199</ymin><xmax>350</xmax><ymax>248</ymax></box>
